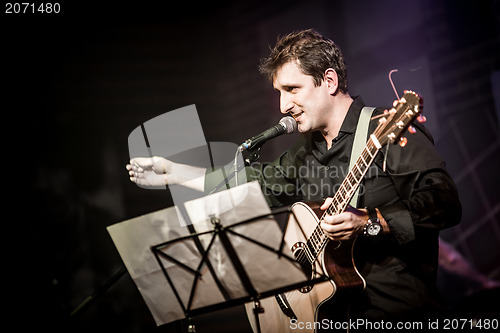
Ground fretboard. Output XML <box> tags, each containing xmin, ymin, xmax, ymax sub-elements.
<box><xmin>305</xmin><ymin>136</ymin><xmax>381</xmax><ymax>261</ymax></box>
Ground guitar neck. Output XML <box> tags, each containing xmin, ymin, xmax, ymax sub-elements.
<box><xmin>306</xmin><ymin>136</ymin><xmax>381</xmax><ymax>259</ymax></box>
<box><xmin>325</xmin><ymin>136</ymin><xmax>380</xmax><ymax>216</ymax></box>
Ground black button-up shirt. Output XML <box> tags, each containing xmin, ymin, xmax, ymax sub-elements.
<box><xmin>206</xmin><ymin>96</ymin><xmax>462</xmax><ymax>320</ymax></box>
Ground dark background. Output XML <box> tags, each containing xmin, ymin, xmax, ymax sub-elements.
<box><xmin>2</xmin><ymin>0</ymin><xmax>499</xmax><ymax>332</ymax></box>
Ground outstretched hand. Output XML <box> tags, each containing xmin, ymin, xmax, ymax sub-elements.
<box><xmin>126</xmin><ymin>156</ymin><xmax>170</xmax><ymax>187</ymax></box>
<box><xmin>126</xmin><ymin>156</ymin><xmax>206</xmax><ymax>191</ymax></box>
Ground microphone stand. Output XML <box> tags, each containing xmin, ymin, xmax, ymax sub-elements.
<box><xmin>208</xmin><ymin>139</ymin><xmax>266</xmax><ymax>195</ymax></box>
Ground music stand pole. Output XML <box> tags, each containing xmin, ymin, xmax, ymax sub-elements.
<box><xmin>251</xmin><ymin>300</ymin><xmax>264</xmax><ymax>333</ymax></box>
<box><xmin>70</xmin><ymin>266</ymin><xmax>127</xmax><ymax>317</ymax></box>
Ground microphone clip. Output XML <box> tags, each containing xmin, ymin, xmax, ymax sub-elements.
<box><xmin>238</xmin><ymin>143</ymin><xmax>262</xmax><ymax>165</ymax></box>
<box><xmin>238</xmin><ymin>115</ymin><xmax>297</xmax><ymax>165</ymax></box>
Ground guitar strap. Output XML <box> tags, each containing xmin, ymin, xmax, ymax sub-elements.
<box><xmin>349</xmin><ymin>106</ymin><xmax>376</xmax><ymax>208</ymax></box>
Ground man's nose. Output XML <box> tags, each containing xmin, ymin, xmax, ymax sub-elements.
<box><xmin>280</xmin><ymin>93</ymin><xmax>294</xmax><ymax>114</ymax></box>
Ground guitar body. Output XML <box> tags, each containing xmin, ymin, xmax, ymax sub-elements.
<box><xmin>245</xmin><ymin>202</ymin><xmax>366</xmax><ymax>333</ymax></box>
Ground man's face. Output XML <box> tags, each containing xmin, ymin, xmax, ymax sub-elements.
<box><xmin>273</xmin><ymin>61</ymin><xmax>332</xmax><ymax>133</ymax></box>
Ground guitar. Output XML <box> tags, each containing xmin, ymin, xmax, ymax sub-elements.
<box><xmin>245</xmin><ymin>90</ymin><xmax>423</xmax><ymax>333</ymax></box>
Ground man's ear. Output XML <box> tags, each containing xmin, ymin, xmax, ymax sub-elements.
<box><xmin>324</xmin><ymin>68</ymin><xmax>339</xmax><ymax>95</ymax></box>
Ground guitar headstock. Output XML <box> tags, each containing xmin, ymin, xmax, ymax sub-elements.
<box><xmin>373</xmin><ymin>90</ymin><xmax>423</xmax><ymax>147</ymax></box>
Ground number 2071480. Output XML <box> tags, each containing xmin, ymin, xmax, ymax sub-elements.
<box><xmin>5</xmin><ymin>3</ymin><xmax>60</xmax><ymax>14</ymax></box>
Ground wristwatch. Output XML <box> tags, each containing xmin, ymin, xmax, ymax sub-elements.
<box><xmin>364</xmin><ymin>208</ymin><xmax>382</xmax><ymax>236</ymax></box>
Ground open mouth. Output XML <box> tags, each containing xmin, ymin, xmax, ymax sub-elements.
<box><xmin>291</xmin><ymin>111</ymin><xmax>304</xmax><ymax>121</ymax></box>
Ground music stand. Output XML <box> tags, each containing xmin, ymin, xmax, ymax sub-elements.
<box><xmin>108</xmin><ymin>182</ymin><xmax>330</xmax><ymax>331</ymax></box>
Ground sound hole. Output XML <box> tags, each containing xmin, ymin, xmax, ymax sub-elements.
<box><xmin>291</xmin><ymin>242</ymin><xmax>314</xmax><ymax>293</ymax></box>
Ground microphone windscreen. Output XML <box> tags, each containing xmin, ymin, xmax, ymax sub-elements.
<box><xmin>279</xmin><ymin>116</ymin><xmax>297</xmax><ymax>134</ymax></box>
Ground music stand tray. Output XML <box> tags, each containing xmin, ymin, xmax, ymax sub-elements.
<box><xmin>108</xmin><ymin>182</ymin><xmax>327</xmax><ymax>330</ymax></box>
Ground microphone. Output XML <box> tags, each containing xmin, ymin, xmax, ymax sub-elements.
<box><xmin>239</xmin><ymin>116</ymin><xmax>297</xmax><ymax>151</ymax></box>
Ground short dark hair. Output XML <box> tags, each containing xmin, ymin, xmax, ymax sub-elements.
<box><xmin>260</xmin><ymin>29</ymin><xmax>348</xmax><ymax>93</ymax></box>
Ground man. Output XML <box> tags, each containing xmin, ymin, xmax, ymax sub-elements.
<box><xmin>127</xmin><ymin>29</ymin><xmax>461</xmax><ymax>323</ymax></box>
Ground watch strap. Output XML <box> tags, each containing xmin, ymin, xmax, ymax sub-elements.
<box><xmin>367</xmin><ymin>207</ymin><xmax>379</xmax><ymax>223</ymax></box>
<box><xmin>364</xmin><ymin>207</ymin><xmax>382</xmax><ymax>236</ymax></box>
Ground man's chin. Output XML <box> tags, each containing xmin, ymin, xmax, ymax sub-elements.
<box><xmin>297</xmin><ymin>123</ymin><xmax>310</xmax><ymax>133</ymax></box>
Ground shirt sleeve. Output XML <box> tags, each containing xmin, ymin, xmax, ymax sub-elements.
<box><xmin>204</xmin><ymin>146</ymin><xmax>303</xmax><ymax>208</ymax></box>
<box><xmin>376</xmin><ymin>123</ymin><xmax>462</xmax><ymax>244</ymax></box>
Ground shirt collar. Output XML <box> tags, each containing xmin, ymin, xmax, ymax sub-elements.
<box><xmin>338</xmin><ymin>96</ymin><xmax>366</xmax><ymax>135</ymax></box>
<box><xmin>312</xmin><ymin>96</ymin><xmax>366</xmax><ymax>152</ymax></box>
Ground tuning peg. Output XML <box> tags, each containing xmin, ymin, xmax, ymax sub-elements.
<box><xmin>399</xmin><ymin>137</ymin><xmax>408</xmax><ymax>147</ymax></box>
<box><xmin>408</xmin><ymin>126</ymin><xmax>416</xmax><ymax>134</ymax></box>
<box><xmin>417</xmin><ymin>115</ymin><xmax>427</xmax><ymax>123</ymax></box>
